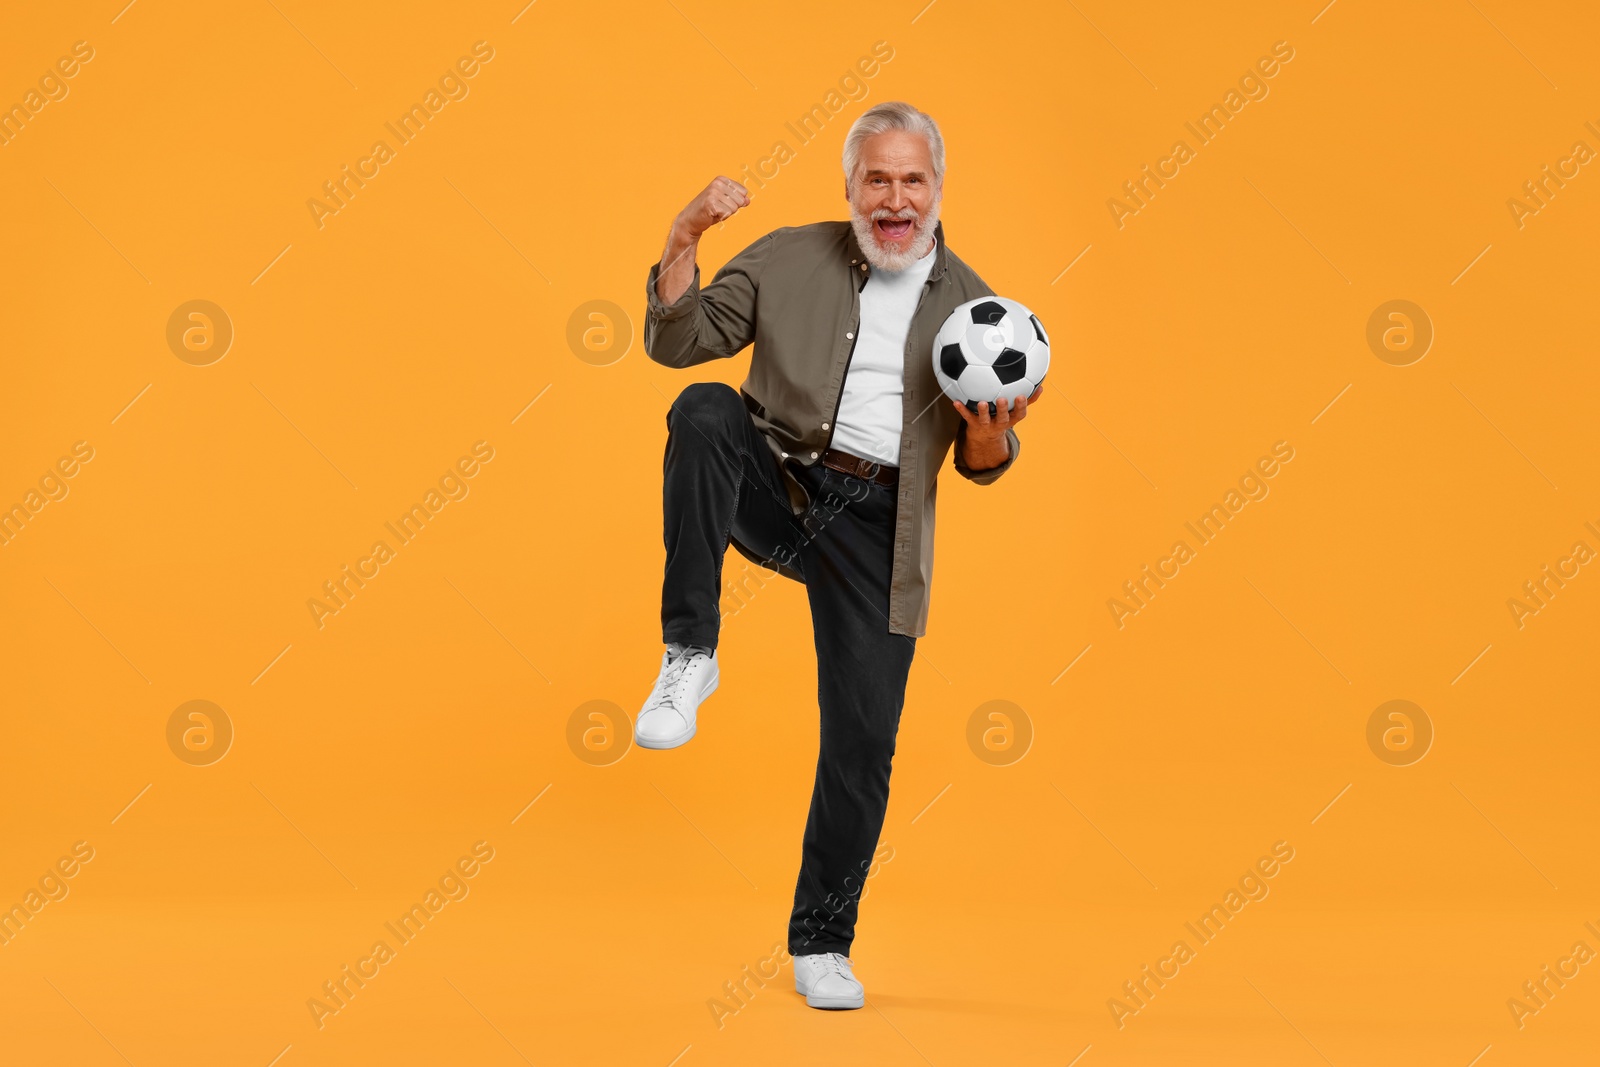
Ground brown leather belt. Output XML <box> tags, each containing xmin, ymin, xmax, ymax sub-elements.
<box><xmin>820</xmin><ymin>447</ymin><xmax>898</xmax><ymax>486</ymax></box>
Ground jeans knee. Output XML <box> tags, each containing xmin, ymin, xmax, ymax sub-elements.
<box><xmin>668</xmin><ymin>382</ymin><xmax>741</xmax><ymax>431</ymax></box>
<box><xmin>824</xmin><ymin>725</ymin><xmax>898</xmax><ymax>773</ymax></box>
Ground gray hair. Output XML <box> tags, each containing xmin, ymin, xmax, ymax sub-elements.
<box><xmin>841</xmin><ymin>101</ymin><xmax>945</xmax><ymax>197</ymax></box>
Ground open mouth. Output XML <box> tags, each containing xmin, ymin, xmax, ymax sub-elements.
<box><xmin>875</xmin><ymin>217</ymin><xmax>913</xmax><ymax>241</ymax></box>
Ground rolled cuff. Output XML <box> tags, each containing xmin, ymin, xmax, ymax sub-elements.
<box><xmin>955</xmin><ymin>425</ymin><xmax>1021</xmax><ymax>484</ymax></box>
<box><xmin>645</xmin><ymin>261</ymin><xmax>702</xmax><ymax>322</ymax></box>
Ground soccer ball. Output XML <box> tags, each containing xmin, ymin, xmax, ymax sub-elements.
<box><xmin>932</xmin><ymin>296</ymin><xmax>1050</xmax><ymax>416</ymax></box>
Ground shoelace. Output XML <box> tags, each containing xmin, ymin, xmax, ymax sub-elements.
<box><xmin>815</xmin><ymin>953</ymin><xmax>852</xmax><ymax>979</ymax></box>
<box><xmin>655</xmin><ymin>651</ymin><xmax>704</xmax><ymax>712</ymax></box>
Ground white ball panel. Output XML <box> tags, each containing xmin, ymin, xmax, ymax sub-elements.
<box><xmin>1025</xmin><ymin>337</ymin><xmax>1051</xmax><ymax>382</ymax></box>
<box><xmin>956</xmin><ymin>363</ymin><xmax>1002</xmax><ymax>402</ymax></box>
<box><xmin>964</xmin><ymin>315</ymin><xmax>1024</xmax><ymax>363</ymax></box>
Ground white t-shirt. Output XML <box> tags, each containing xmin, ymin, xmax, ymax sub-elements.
<box><xmin>828</xmin><ymin>238</ymin><xmax>937</xmax><ymax>467</ymax></box>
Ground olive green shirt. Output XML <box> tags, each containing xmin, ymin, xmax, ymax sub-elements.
<box><xmin>644</xmin><ymin>219</ymin><xmax>1021</xmax><ymax>638</ymax></box>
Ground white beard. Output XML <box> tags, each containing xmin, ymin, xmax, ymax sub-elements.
<box><xmin>849</xmin><ymin>197</ymin><xmax>940</xmax><ymax>272</ymax></box>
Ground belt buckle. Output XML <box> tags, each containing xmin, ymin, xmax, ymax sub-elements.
<box><xmin>859</xmin><ymin>457</ymin><xmax>882</xmax><ymax>484</ymax></box>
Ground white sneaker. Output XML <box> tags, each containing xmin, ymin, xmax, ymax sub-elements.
<box><xmin>793</xmin><ymin>952</ymin><xmax>865</xmax><ymax>1010</ymax></box>
<box><xmin>635</xmin><ymin>643</ymin><xmax>719</xmax><ymax>749</ymax></box>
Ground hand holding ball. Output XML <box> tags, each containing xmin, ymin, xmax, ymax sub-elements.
<box><xmin>932</xmin><ymin>297</ymin><xmax>1050</xmax><ymax>416</ymax></box>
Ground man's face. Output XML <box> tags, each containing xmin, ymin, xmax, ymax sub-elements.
<box><xmin>848</xmin><ymin>129</ymin><xmax>941</xmax><ymax>272</ymax></box>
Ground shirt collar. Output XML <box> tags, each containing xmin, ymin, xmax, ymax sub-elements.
<box><xmin>845</xmin><ymin>219</ymin><xmax>948</xmax><ymax>282</ymax></box>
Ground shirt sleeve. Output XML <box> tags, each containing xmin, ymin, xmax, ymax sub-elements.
<box><xmin>643</xmin><ymin>231</ymin><xmax>776</xmax><ymax>368</ymax></box>
<box><xmin>952</xmin><ymin>421</ymin><xmax>1021</xmax><ymax>485</ymax></box>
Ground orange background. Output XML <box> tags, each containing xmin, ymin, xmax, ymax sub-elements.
<box><xmin>2</xmin><ymin>1</ymin><xmax>1598</xmax><ymax>1064</ymax></box>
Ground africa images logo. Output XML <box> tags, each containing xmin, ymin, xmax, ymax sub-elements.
<box><xmin>306</xmin><ymin>41</ymin><xmax>496</xmax><ymax>230</ymax></box>
<box><xmin>1106</xmin><ymin>41</ymin><xmax>1296</xmax><ymax>229</ymax></box>
<box><xmin>0</xmin><ymin>40</ymin><xmax>95</xmax><ymax>148</ymax></box>
<box><xmin>306</xmin><ymin>441</ymin><xmax>495</xmax><ymax>629</ymax></box>
<box><xmin>1108</xmin><ymin>840</ymin><xmax>1295</xmax><ymax>1029</ymax></box>
<box><xmin>306</xmin><ymin>841</ymin><xmax>495</xmax><ymax>1029</ymax></box>
<box><xmin>1107</xmin><ymin>441</ymin><xmax>1295</xmax><ymax>628</ymax></box>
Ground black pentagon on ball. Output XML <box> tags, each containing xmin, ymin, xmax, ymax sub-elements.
<box><xmin>939</xmin><ymin>342</ymin><xmax>968</xmax><ymax>380</ymax></box>
<box><xmin>969</xmin><ymin>300</ymin><xmax>1007</xmax><ymax>325</ymax></box>
<box><xmin>992</xmin><ymin>347</ymin><xmax>1028</xmax><ymax>385</ymax></box>
<box><xmin>1030</xmin><ymin>314</ymin><xmax>1048</xmax><ymax>345</ymax></box>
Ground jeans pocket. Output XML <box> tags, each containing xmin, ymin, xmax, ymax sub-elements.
<box><xmin>809</xmin><ymin>467</ymin><xmax>863</xmax><ymax>538</ymax></box>
<box><xmin>797</xmin><ymin>460</ymin><xmax>829</xmax><ymax>499</ymax></box>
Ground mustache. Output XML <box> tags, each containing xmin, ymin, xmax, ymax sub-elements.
<box><xmin>869</xmin><ymin>206</ymin><xmax>920</xmax><ymax>221</ymax></box>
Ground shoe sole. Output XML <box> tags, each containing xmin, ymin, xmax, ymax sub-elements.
<box><xmin>804</xmin><ymin>991</ymin><xmax>864</xmax><ymax>1010</ymax></box>
<box><xmin>635</xmin><ymin>667</ymin><xmax>719</xmax><ymax>750</ymax></box>
<box><xmin>795</xmin><ymin>975</ymin><xmax>865</xmax><ymax>1010</ymax></box>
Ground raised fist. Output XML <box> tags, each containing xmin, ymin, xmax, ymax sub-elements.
<box><xmin>676</xmin><ymin>176</ymin><xmax>751</xmax><ymax>238</ymax></box>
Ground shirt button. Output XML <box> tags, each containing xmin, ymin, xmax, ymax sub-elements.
<box><xmin>781</xmin><ymin>451</ymin><xmax>788</xmax><ymax>458</ymax></box>
<box><xmin>810</xmin><ymin>451</ymin><xmax>818</xmax><ymax>459</ymax></box>
<box><xmin>822</xmin><ymin>422</ymin><xmax>829</xmax><ymax>430</ymax></box>
<box><xmin>860</xmin><ymin>263</ymin><xmax>868</xmax><ymax>272</ymax></box>
<box><xmin>846</xmin><ymin>332</ymin><xmax>854</xmax><ymax>339</ymax></box>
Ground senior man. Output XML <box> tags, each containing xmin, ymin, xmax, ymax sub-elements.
<box><xmin>637</xmin><ymin>101</ymin><xmax>1041</xmax><ymax>1010</ymax></box>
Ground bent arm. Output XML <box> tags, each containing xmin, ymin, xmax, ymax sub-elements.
<box><xmin>644</xmin><ymin>230</ymin><xmax>773</xmax><ymax>369</ymax></box>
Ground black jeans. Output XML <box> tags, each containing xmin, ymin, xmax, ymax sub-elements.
<box><xmin>660</xmin><ymin>382</ymin><xmax>917</xmax><ymax>956</ymax></box>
